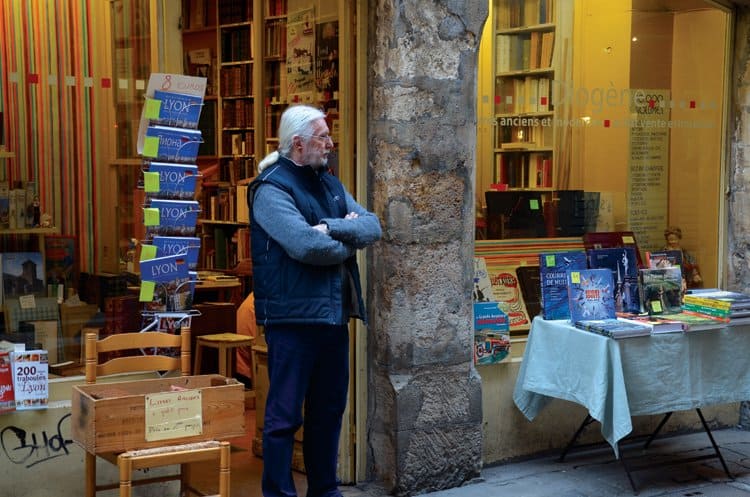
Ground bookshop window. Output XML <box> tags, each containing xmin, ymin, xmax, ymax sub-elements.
<box><xmin>479</xmin><ymin>0</ymin><xmax>731</xmax><ymax>289</ymax></box>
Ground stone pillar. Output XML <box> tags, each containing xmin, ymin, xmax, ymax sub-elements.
<box><xmin>366</xmin><ymin>1</ymin><xmax>487</xmax><ymax>494</ymax></box>
<box><xmin>731</xmin><ymin>6</ymin><xmax>750</xmax><ymax>429</ymax></box>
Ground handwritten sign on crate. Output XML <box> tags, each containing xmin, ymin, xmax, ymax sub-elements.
<box><xmin>144</xmin><ymin>389</ymin><xmax>203</xmax><ymax>442</ymax></box>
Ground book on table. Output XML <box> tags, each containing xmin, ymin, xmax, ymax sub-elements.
<box><xmin>486</xmin><ymin>264</ymin><xmax>532</xmax><ymax>331</ymax></box>
<box><xmin>516</xmin><ymin>265</ymin><xmax>542</xmax><ymax>319</ymax></box>
<box><xmin>538</xmin><ymin>250</ymin><xmax>587</xmax><ymax>320</ymax></box>
<box><xmin>567</xmin><ymin>267</ymin><xmax>616</xmax><ymax>323</ymax></box>
<box><xmin>644</xmin><ymin>249</ymin><xmax>683</xmax><ymax>269</ymax></box>
<box><xmin>660</xmin><ymin>310</ymin><xmax>727</xmax><ymax>332</ymax></box>
<box><xmin>574</xmin><ymin>318</ymin><xmax>651</xmax><ymax>339</ymax></box>
<box><xmin>640</xmin><ymin>267</ymin><xmax>683</xmax><ymax>315</ymax></box>
<box><xmin>586</xmin><ymin>246</ymin><xmax>642</xmax><ymax>315</ymax></box>
<box><xmin>683</xmin><ymin>288</ymin><xmax>750</xmax><ymax>311</ymax></box>
<box><xmin>616</xmin><ymin>313</ymin><xmax>685</xmax><ymax>334</ymax></box>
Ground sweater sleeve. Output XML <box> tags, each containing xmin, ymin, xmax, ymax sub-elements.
<box><xmin>253</xmin><ymin>183</ymin><xmax>355</xmax><ymax>265</ymax></box>
<box><xmin>320</xmin><ymin>191</ymin><xmax>382</xmax><ymax>249</ymax></box>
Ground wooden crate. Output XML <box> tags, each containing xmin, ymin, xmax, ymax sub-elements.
<box><xmin>71</xmin><ymin>374</ymin><xmax>245</xmax><ymax>454</ymax></box>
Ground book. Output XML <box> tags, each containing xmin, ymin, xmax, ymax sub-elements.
<box><xmin>0</xmin><ymin>180</ymin><xmax>9</xmax><ymax>229</ymax></box>
<box><xmin>0</xmin><ymin>351</ymin><xmax>14</xmax><ymax>413</ymax></box>
<box><xmin>574</xmin><ymin>318</ymin><xmax>651</xmax><ymax>339</ymax></box>
<box><xmin>2</xmin><ymin>251</ymin><xmax>46</xmax><ymax>305</ymax></box>
<box><xmin>640</xmin><ymin>267</ymin><xmax>683</xmax><ymax>315</ymax></box>
<box><xmin>138</xmin><ymin>253</ymin><xmax>193</xmax><ymax>312</ymax></box>
<box><xmin>582</xmin><ymin>231</ymin><xmax>644</xmax><ymax>268</ymax></box>
<box><xmin>11</xmin><ymin>349</ymin><xmax>49</xmax><ymax>410</ymax></box>
<box><xmin>567</xmin><ymin>268</ymin><xmax>616</xmax><ymax>322</ymax></box>
<box><xmin>645</xmin><ymin>250</ymin><xmax>683</xmax><ymax>269</ymax></box>
<box><xmin>145</xmin><ymin>199</ymin><xmax>200</xmax><ymax>238</ymax></box>
<box><xmin>24</xmin><ymin>181</ymin><xmax>36</xmax><ymax>227</ymax></box>
<box><xmin>616</xmin><ymin>313</ymin><xmax>685</xmax><ymax>334</ymax></box>
<box><xmin>143</xmin><ymin>162</ymin><xmax>199</xmax><ymax>200</ymax></box>
<box><xmin>147</xmin><ymin>90</ymin><xmax>204</xmax><ymax>129</ymax></box>
<box><xmin>538</xmin><ymin>251</ymin><xmax>587</xmax><ymax>320</ymax></box>
<box><xmin>44</xmin><ymin>235</ymin><xmax>76</xmax><ymax>303</ymax></box>
<box><xmin>684</xmin><ymin>289</ymin><xmax>750</xmax><ymax>311</ymax></box>
<box><xmin>586</xmin><ymin>247</ymin><xmax>642</xmax><ymax>315</ymax></box>
<box><xmin>151</xmin><ymin>236</ymin><xmax>201</xmax><ymax>270</ymax></box>
<box><xmin>660</xmin><ymin>310</ymin><xmax>727</xmax><ymax>332</ymax></box>
<box><xmin>487</xmin><ymin>265</ymin><xmax>532</xmax><ymax>330</ymax></box>
<box><xmin>515</xmin><ymin>265</ymin><xmax>541</xmax><ymax>319</ymax></box>
<box><xmin>473</xmin><ymin>257</ymin><xmax>493</xmax><ymax>302</ymax></box>
<box><xmin>473</xmin><ymin>302</ymin><xmax>511</xmax><ymax>365</ymax></box>
<box><xmin>143</xmin><ymin>125</ymin><xmax>203</xmax><ymax>163</ymax></box>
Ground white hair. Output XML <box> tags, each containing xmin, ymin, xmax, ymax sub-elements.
<box><xmin>256</xmin><ymin>105</ymin><xmax>326</xmax><ymax>173</ymax></box>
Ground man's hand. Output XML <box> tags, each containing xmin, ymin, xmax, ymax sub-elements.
<box><xmin>344</xmin><ymin>212</ymin><xmax>359</xmax><ymax>220</ymax></box>
<box><xmin>312</xmin><ymin>223</ymin><xmax>329</xmax><ymax>234</ymax></box>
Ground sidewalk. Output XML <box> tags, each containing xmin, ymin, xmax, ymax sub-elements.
<box><xmin>346</xmin><ymin>427</ymin><xmax>750</xmax><ymax>497</ymax></box>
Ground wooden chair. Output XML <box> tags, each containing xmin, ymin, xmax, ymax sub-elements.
<box><xmin>84</xmin><ymin>327</ymin><xmax>230</xmax><ymax>497</ymax></box>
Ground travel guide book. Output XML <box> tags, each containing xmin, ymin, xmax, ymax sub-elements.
<box><xmin>151</xmin><ymin>236</ymin><xmax>201</xmax><ymax>270</ymax></box>
<box><xmin>143</xmin><ymin>124</ymin><xmax>203</xmax><ymax>163</ymax></box>
<box><xmin>586</xmin><ymin>246</ymin><xmax>641</xmax><ymax>314</ymax></box>
<box><xmin>472</xmin><ymin>257</ymin><xmax>493</xmax><ymax>302</ymax></box>
<box><xmin>143</xmin><ymin>162</ymin><xmax>199</xmax><ymax>200</ymax></box>
<box><xmin>538</xmin><ymin>250</ymin><xmax>587</xmax><ymax>320</ymax></box>
<box><xmin>146</xmin><ymin>89</ymin><xmax>204</xmax><ymax>129</ymax></box>
<box><xmin>144</xmin><ymin>199</ymin><xmax>200</xmax><ymax>238</ymax></box>
<box><xmin>640</xmin><ymin>267</ymin><xmax>683</xmax><ymax>315</ymax></box>
<box><xmin>645</xmin><ymin>249</ymin><xmax>683</xmax><ymax>269</ymax></box>
<box><xmin>567</xmin><ymin>268</ymin><xmax>616</xmax><ymax>323</ymax></box>
<box><xmin>139</xmin><ymin>253</ymin><xmax>194</xmax><ymax>312</ymax></box>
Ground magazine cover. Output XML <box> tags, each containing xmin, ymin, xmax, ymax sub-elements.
<box><xmin>139</xmin><ymin>253</ymin><xmax>193</xmax><ymax>312</ymax></box>
<box><xmin>586</xmin><ymin>246</ymin><xmax>641</xmax><ymax>314</ymax></box>
<box><xmin>567</xmin><ymin>268</ymin><xmax>616</xmax><ymax>322</ymax></box>
<box><xmin>640</xmin><ymin>267</ymin><xmax>683</xmax><ymax>314</ymax></box>
<box><xmin>539</xmin><ymin>251</ymin><xmax>587</xmax><ymax>320</ymax></box>
<box><xmin>473</xmin><ymin>302</ymin><xmax>511</xmax><ymax>365</ymax></box>
<box><xmin>487</xmin><ymin>265</ymin><xmax>531</xmax><ymax>331</ymax></box>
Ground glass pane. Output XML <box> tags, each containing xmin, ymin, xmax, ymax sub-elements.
<box><xmin>111</xmin><ymin>0</ymin><xmax>152</xmax><ymax>159</ymax></box>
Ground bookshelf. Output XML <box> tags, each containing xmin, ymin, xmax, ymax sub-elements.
<box><xmin>493</xmin><ymin>0</ymin><xmax>555</xmax><ymax>191</ymax></box>
<box><xmin>179</xmin><ymin>0</ymin><xmax>344</xmax><ymax>271</ymax></box>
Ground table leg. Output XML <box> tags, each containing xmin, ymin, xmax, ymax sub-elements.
<box><xmin>642</xmin><ymin>411</ymin><xmax>672</xmax><ymax>450</ymax></box>
<box><xmin>558</xmin><ymin>414</ymin><xmax>595</xmax><ymax>462</ymax></box>
<box><xmin>618</xmin><ymin>449</ymin><xmax>640</xmax><ymax>494</ymax></box>
<box><xmin>696</xmin><ymin>408</ymin><xmax>733</xmax><ymax>479</ymax></box>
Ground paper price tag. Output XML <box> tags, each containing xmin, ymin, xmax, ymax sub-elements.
<box><xmin>570</xmin><ymin>271</ymin><xmax>581</xmax><ymax>284</ymax></box>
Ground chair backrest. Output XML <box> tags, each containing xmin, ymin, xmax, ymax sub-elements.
<box><xmin>85</xmin><ymin>327</ymin><xmax>191</xmax><ymax>384</ymax></box>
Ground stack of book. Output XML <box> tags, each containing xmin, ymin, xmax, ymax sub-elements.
<box><xmin>682</xmin><ymin>289</ymin><xmax>750</xmax><ymax>325</ymax></box>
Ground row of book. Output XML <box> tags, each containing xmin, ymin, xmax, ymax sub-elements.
<box><xmin>473</xmin><ymin>240</ymin><xmax>750</xmax><ymax>341</ymax></box>
<box><xmin>495</xmin><ymin>31</ymin><xmax>554</xmax><ymax>73</ymax></box>
<box><xmin>137</xmin><ymin>74</ymin><xmax>209</xmax><ymax>315</ymax></box>
<box><xmin>0</xmin><ymin>181</ymin><xmax>38</xmax><ymax>230</ymax></box>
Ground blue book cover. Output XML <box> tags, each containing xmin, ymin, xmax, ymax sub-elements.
<box><xmin>145</xmin><ymin>199</ymin><xmax>200</xmax><ymax>238</ymax></box>
<box><xmin>567</xmin><ymin>268</ymin><xmax>616</xmax><ymax>322</ymax></box>
<box><xmin>586</xmin><ymin>247</ymin><xmax>641</xmax><ymax>314</ymax></box>
<box><xmin>139</xmin><ymin>253</ymin><xmax>193</xmax><ymax>312</ymax></box>
<box><xmin>150</xmin><ymin>90</ymin><xmax>204</xmax><ymax>129</ymax></box>
<box><xmin>151</xmin><ymin>236</ymin><xmax>201</xmax><ymax>270</ymax></box>
<box><xmin>538</xmin><ymin>251</ymin><xmax>587</xmax><ymax>320</ymax></box>
<box><xmin>143</xmin><ymin>125</ymin><xmax>202</xmax><ymax>163</ymax></box>
<box><xmin>473</xmin><ymin>302</ymin><xmax>510</xmax><ymax>365</ymax></box>
<box><xmin>144</xmin><ymin>162</ymin><xmax>199</xmax><ymax>200</ymax></box>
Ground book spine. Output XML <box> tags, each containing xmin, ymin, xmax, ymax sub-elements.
<box><xmin>682</xmin><ymin>295</ymin><xmax>732</xmax><ymax>311</ymax></box>
<box><xmin>680</xmin><ymin>303</ymin><xmax>731</xmax><ymax>321</ymax></box>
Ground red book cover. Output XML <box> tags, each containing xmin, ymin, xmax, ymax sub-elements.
<box><xmin>0</xmin><ymin>351</ymin><xmax>15</xmax><ymax>413</ymax></box>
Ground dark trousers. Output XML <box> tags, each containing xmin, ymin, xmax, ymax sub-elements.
<box><xmin>262</xmin><ymin>324</ymin><xmax>350</xmax><ymax>497</ymax></box>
